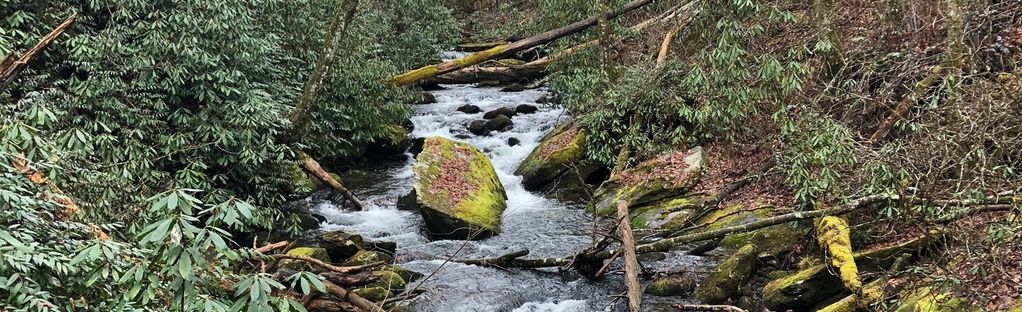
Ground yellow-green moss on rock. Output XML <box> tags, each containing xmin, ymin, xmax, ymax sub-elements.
<box><xmin>694</xmin><ymin>244</ymin><xmax>759</xmax><ymax>304</ymax></box>
<box><xmin>413</xmin><ymin>136</ymin><xmax>507</xmax><ymax>239</ymax></box>
<box><xmin>591</xmin><ymin>146</ymin><xmax>706</xmax><ymax>216</ymax></box>
<box><xmin>646</xmin><ymin>274</ymin><xmax>697</xmax><ymax>296</ymax></box>
<box><xmin>892</xmin><ymin>287</ymin><xmax>979</xmax><ymax>312</ymax></box>
<box><xmin>515</xmin><ymin>123</ymin><xmax>587</xmax><ymax>191</ymax></box>
<box><xmin>629</xmin><ymin>196</ymin><xmax>701</xmax><ymax>230</ymax></box>
<box><xmin>280</xmin><ymin>247</ymin><xmax>330</xmax><ymax>271</ymax></box>
<box><xmin>342</xmin><ymin>250</ymin><xmax>394</xmax><ymax>266</ymax></box>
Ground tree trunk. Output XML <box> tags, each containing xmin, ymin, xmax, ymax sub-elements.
<box><xmin>1</xmin><ymin>13</ymin><xmax>76</xmax><ymax>90</ymax></box>
<box><xmin>386</xmin><ymin>0</ymin><xmax>660</xmax><ymax>87</ymax></box>
<box><xmin>616</xmin><ymin>201</ymin><xmax>642</xmax><ymax>312</ymax></box>
<box><xmin>813</xmin><ymin>0</ymin><xmax>844</xmax><ymax>75</ymax></box>
<box><xmin>296</xmin><ymin>150</ymin><xmax>368</xmax><ymax>210</ymax></box>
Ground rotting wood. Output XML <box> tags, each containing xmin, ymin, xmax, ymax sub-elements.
<box><xmin>296</xmin><ymin>150</ymin><xmax>368</xmax><ymax>210</ymax></box>
<box><xmin>616</xmin><ymin>200</ymin><xmax>642</xmax><ymax>312</ymax></box>
<box><xmin>386</xmin><ymin>0</ymin><xmax>665</xmax><ymax>87</ymax></box>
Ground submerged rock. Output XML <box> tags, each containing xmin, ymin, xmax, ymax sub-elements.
<box><xmin>501</xmin><ymin>83</ymin><xmax>526</xmax><ymax>92</ymax></box>
<box><xmin>483</xmin><ymin>106</ymin><xmax>517</xmax><ymax>119</ymax></box>
<box><xmin>411</xmin><ymin>137</ymin><xmax>508</xmax><ymax>239</ymax></box>
<box><xmin>415</xmin><ymin>92</ymin><xmax>437</xmax><ymax>104</ymax></box>
<box><xmin>592</xmin><ymin>146</ymin><xmax>706</xmax><ymax>216</ymax></box>
<box><xmin>484</xmin><ymin>115</ymin><xmax>513</xmax><ymax>131</ymax></box>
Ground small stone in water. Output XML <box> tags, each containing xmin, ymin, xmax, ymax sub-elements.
<box><xmin>484</xmin><ymin>115</ymin><xmax>513</xmax><ymax>131</ymax></box>
<box><xmin>467</xmin><ymin>120</ymin><xmax>490</xmax><ymax>136</ymax></box>
<box><xmin>483</xmin><ymin>106</ymin><xmax>516</xmax><ymax>119</ymax></box>
<box><xmin>507</xmin><ymin>137</ymin><xmax>521</xmax><ymax>146</ymax></box>
<box><xmin>515</xmin><ymin>104</ymin><xmax>538</xmax><ymax>114</ymax></box>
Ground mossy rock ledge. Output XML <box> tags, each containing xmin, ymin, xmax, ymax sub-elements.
<box><xmin>591</xmin><ymin>146</ymin><xmax>706</xmax><ymax>216</ymax></box>
<box><xmin>411</xmin><ymin>136</ymin><xmax>507</xmax><ymax>240</ymax></box>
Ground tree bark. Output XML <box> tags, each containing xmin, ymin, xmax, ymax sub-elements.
<box><xmin>0</xmin><ymin>13</ymin><xmax>77</xmax><ymax>90</ymax></box>
<box><xmin>386</xmin><ymin>0</ymin><xmax>662</xmax><ymax>87</ymax></box>
<box><xmin>616</xmin><ymin>201</ymin><xmax>642</xmax><ymax>312</ymax></box>
<box><xmin>322</xmin><ymin>280</ymin><xmax>385</xmax><ymax>312</ymax></box>
<box><xmin>296</xmin><ymin>151</ymin><xmax>367</xmax><ymax>210</ymax></box>
<box><xmin>288</xmin><ymin>0</ymin><xmax>358</xmax><ymax>139</ymax></box>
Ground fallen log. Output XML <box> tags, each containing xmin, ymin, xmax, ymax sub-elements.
<box><xmin>454</xmin><ymin>193</ymin><xmax>1016</xmax><ymax>269</ymax></box>
<box><xmin>322</xmin><ymin>280</ymin><xmax>385</xmax><ymax>312</ymax></box>
<box><xmin>422</xmin><ymin>62</ymin><xmax>546</xmax><ymax>85</ymax></box>
<box><xmin>616</xmin><ymin>201</ymin><xmax>642</xmax><ymax>312</ymax></box>
<box><xmin>322</xmin><ymin>271</ymin><xmax>380</xmax><ymax>288</ymax></box>
<box><xmin>386</xmin><ymin>0</ymin><xmax>661</xmax><ymax>87</ymax></box>
<box><xmin>1</xmin><ymin>13</ymin><xmax>76</xmax><ymax>90</ymax></box>
<box><xmin>296</xmin><ymin>150</ymin><xmax>367</xmax><ymax>210</ymax></box>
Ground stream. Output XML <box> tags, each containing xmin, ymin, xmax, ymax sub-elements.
<box><xmin>305</xmin><ymin>58</ymin><xmax>717</xmax><ymax>311</ymax></box>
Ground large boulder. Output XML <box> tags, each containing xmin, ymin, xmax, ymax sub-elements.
<box><xmin>514</xmin><ymin>124</ymin><xmax>586</xmax><ymax>190</ymax></box>
<box><xmin>411</xmin><ymin>137</ymin><xmax>508</xmax><ymax>239</ymax></box>
<box><xmin>592</xmin><ymin>147</ymin><xmax>706</xmax><ymax>216</ymax></box>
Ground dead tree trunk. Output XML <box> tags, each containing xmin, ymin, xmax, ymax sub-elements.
<box><xmin>386</xmin><ymin>0</ymin><xmax>661</xmax><ymax>87</ymax></box>
<box><xmin>297</xmin><ymin>151</ymin><xmax>367</xmax><ymax>210</ymax></box>
<box><xmin>422</xmin><ymin>62</ymin><xmax>547</xmax><ymax>85</ymax></box>
<box><xmin>1</xmin><ymin>13</ymin><xmax>76</xmax><ymax>90</ymax></box>
<box><xmin>616</xmin><ymin>201</ymin><xmax>642</xmax><ymax>312</ymax></box>
<box><xmin>867</xmin><ymin>66</ymin><xmax>946</xmax><ymax>144</ymax></box>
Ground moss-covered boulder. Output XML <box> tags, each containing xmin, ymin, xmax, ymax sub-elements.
<box><xmin>368</xmin><ymin>125</ymin><xmax>411</xmax><ymax>156</ymax></box>
<box><xmin>694</xmin><ymin>244</ymin><xmax>759</xmax><ymax>304</ymax></box>
<box><xmin>342</xmin><ymin>250</ymin><xmax>394</xmax><ymax>266</ymax></box>
<box><xmin>280</xmin><ymin>247</ymin><xmax>330</xmax><ymax>271</ymax></box>
<box><xmin>592</xmin><ymin>147</ymin><xmax>706</xmax><ymax>216</ymax></box>
<box><xmin>352</xmin><ymin>269</ymin><xmax>409</xmax><ymax>302</ymax></box>
<box><xmin>515</xmin><ymin>123</ymin><xmax>587</xmax><ymax>190</ymax></box>
<box><xmin>318</xmin><ymin>230</ymin><xmax>364</xmax><ymax>262</ymax></box>
<box><xmin>646</xmin><ymin>274</ymin><xmax>697</xmax><ymax>296</ymax></box>
<box><xmin>628</xmin><ymin>196</ymin><xmax>702</xmax><ymax>230</ymax></box>
<box><xmin>412</xmin><ymin>137</ymin><xmax>507</xmax><ymax>239</ymax></box>
<box><xmin>762</xmin><ymin>230</ymin><xmax>943</xmax><ymax>311</ymax></box>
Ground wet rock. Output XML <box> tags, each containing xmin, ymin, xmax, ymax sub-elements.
<box><xmin>501</xmin><ymin>83</ymin><xmax>526</xmax><ymax>92</ymax></box>
<box><xmin>507</xmin><ymin>137</ymin><xmax>520</xmax><ymax>146</ymax></box>
<box><xmin>454</xmin><ymin>134</ymin><xmax>473</xmax><ymax>140</ymax></box>
<box><xmin>484</xmin><ymin>115</ymin><xmax>514</xmax><ymax>131</ymax></box>
<box><xmin>467</xmin><ymin>120</ymin><xmax>490</xmax><ymax>136</ymax></box>
<box><xmin>409</xmin><ymin>137</ymin><xmax>426</xmax><ymax>157</ymax></box>
<box><xmin>483</xmin><ymin>106</ymin><xmax>516</xmax><ymax>119</ymax></box>
<box><xmin>628</xmin><ymin>196</ymin><xmax>702</xmax><ymax>231</ymax></box>
<box><xmin>363</xmin><ymin>240</ymin><xmax>397</xmax><ymax>255</ymax></box>
<box><xmin>367</xmin><ymin>125</ymin><xmax>411</xmax><ymax>158</ymax></box>
<box><xmin>342</xmin><ymin>250</ymin><xmax>394</xmax><ymax>266</ymax></box>
<box><xmin>415</xmin><ymin>92</ymin><xmax>436</xmax><ymax>104</ymax></box>
<box><xmin>761</xmin><ymin>230</ymin><xmax>944</xmax><ymax>311</ymax></box>
<box><xmin>591</xmin><ymin>146</ymin><xmax>706</xmax><ymax>216</ymax></box>
<box><xmin>397</xmin><ymin>190</ymin><xmax>417</xmax><ymax>210</ymax></box>
<box><xmin>352</xmin><ymin>287</ymin><xmax>389</xmax><ymax>302</ymax></box>
<box><xmin>694</xmin><ymin>244</ymin><xmax>759</xmax><ymax>303</ymax></box>
<box><xmin>411</xmin><ymin>137</ymin><xmax>507</xmax><ymax>239</ymax></box>
<box><xmin>318</xmin><ymin>230</ymin><xmax>364</xmax><ymax>261</ymax></box>
<box><xmin>535</xmin><ymin>95</ymin><xmax>551</xmax><ymax>104</ymax></box>
<box><xmin>457</xmin><ymin>104</ymin><xmax>481</xmax><ymax>114</ymax></box>
<box><xmin>636</xmin><ymin>252</ymin><xmax>667</xmax><ymax>263</ymax></box>
<box><xmin>420</xmin><ymin>82</ymin><xmax>445</xmax><ymax>91</ymax></box>
<box><xmin>477</xmin><ymin>80</ymin><xmax>503</xmax><ymax>87</ymax></box>
<box><xmin>280</xmin><ymin>247</ymin><xmax>330</xmax><ymax>271</ymax></box>
<box><xmin>381</xmin><ymin>264</ymin><xmax>424</xmax><ymax>282</ymax></box>
<box><xmin>514</xmin><ymin>124</ymin><xmax>586</xmax><ymax>190</ymax></box>
<box><xmin>295</xmin><ymin>212</ymin><xmax>322</xmax><ymax>230</ymax></box>
<box><xmin>646</xmin><ymin>274</ymin><xmax>697</xmax><ymax>296</ymax></box>
<box><xmin>515</xmin><ymin>104</ymin><xmax>538</xmax><ymax>114</ymax></box>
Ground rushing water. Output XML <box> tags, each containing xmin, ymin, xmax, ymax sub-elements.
<box><xmin>307</xmin><ymin>64</ymin><xmax>716</xmax><ymax>311</ymax></box>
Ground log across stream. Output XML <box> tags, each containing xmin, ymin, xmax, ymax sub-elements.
<box><xmin>303</xmin><ymin>55</ymin><xmax>720</xmax><ymax>311</ymax></box>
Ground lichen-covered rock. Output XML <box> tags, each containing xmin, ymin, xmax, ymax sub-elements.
<box><xmin>342</xmin><ymin>250</ymin><xmax>394</xmax><ymax>266</ymax></box>
<box><xmin>318</xmin><ymin>230</ymin><xmax>364</xmax><ymax>262</ymax></box>
<box><xmin>694</xmin><ymin>244</ymin><xmax>759</xmax><ymax>304</ymax></box>
<box><xmin>762</xmin><ymin>230</ymin><xmax>944</xmax><ymax>310</ymax></box>
<box><xmin>816</xmin><ymin>216</ymin><xmax>861</xmax><ymax>292</ymax></box>
<box><xmin>515</xmin><ymin>123</ymin><xmax>587</xmax><ymax>190</ymax></box>
<box><xmin>412</xmin><ymin>137</ymin><xmax>507</xmax><ymax>239</ymax></box>
<box><xmin>592</xmin><ymin>147</ymin><xmax>706</xmax><ymax>216</ymax></box>
<box><xmin>646</xmin><ymin>274</ymin><xmax>697</xmax><ymax>296</ymax></box>
<box><xmin>280</xmin><ymin>247</ymin><xmax>330</xmax><ymax>271</ymax></box>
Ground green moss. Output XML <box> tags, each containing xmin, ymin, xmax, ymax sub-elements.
<box><xmin>413</xmin><ymin>137</ymin><xmax>507</xmax><ymax>236</ymax></box>
<box><xmin>310</xmin><ymin>172</ymin><xmax>343</xmax><ymax>191</ymax></box>
<box><xmin>495</xmin><ymin>59</ymin><xmax>526</xmax><ymax>66</ymax></box>
<box><xmin>388</xmin><ymin>65</ymin><xmax>440</xmax><ymax>87</ymax></box>
<box><xmin>591</xmin><ymin>147</ymin><xmax>705</xmax><ymax>216</ymax></box>
<box><xmin>694</xmin><ymin>244</ymin><xmax>759</xmax><ymax>304</ymax></box>
<box><xmin>342</xmin><ymin>250</ymin><xmax>393</xmax><ymax>266</ymax></box>
<box><xmin>515</xmin><ymin>123</ymin><xmax>586</xmax><ymax>190</ymax></box>
<box><xmin>451</xmin><ymin>44</ymin><xmax>509</xmax><ymax>68</ymax></box>
<box><xmin>893</xmin><ymin>287</ymin><xmax>980</xmax><ymax>312</ymax></box>
<box><xmin>720</xmin><ymin>222</ymin><xmax>806</xmax><ymax>255</ymax></box>
<box><xmin>352</xmin><ymin>286</ymin><xmax>389</xmax><ymax>302</ymax></box>
<box><xmin>627</xmin><ymin>197</ymin><xmax>699</xmax><ymax>230</ymax></box>
<box><xmin>646</xmin><ymin>275</ymin><xmax>697</xmax><ymax>296</ymax></box>
<box><xmin>280</xmin><ymin>247</ymin><xmax>331</xmax><ymax>271</ymax></box>
<box><xmin>291</xmin><ymin>165</ymin><xmax>315</xmax><ymax>193</ymax></box>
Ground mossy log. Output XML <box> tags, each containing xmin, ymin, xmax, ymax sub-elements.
<box><xmin>386</xmin><ymin>0</ymin><xmax>659</xmax><ymax>87</ymax></box>
<box><xmin>422</xmin><ymin>62</ymin><xmax>547</xmax><ymax>85</ymax></box>
<box><xmin>815</xmin><ymin>216</ymin><xmax>862</xmax><ymax>293</ymax></box>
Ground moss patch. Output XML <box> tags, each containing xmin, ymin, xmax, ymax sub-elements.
<box><xmin>694</xmin><ymin>244</ymin><xmax>759</xmax><ymax>304</ymax></box>
<box><xmin>591</xmin><ymin>147</ymin><xmax>705</xmax><ymax>216</ymax></box>
<box><xmin>413</xmin><ymin>137</ymin><xmax>507</xmax><ymax>238</ymax></box>
<box><xmin>515</xmin><ymin>123</ymin><xmax>586</xmax><ymax>190</ymax></box>
<box><xmin>815</xmin><ymin>216</ymin><xmax>861</xmax><ymax>292</ymax></box>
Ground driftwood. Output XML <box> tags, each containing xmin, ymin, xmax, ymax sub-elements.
<box><xmin>322</xmin><ymin>280</ymin><xmax>385</xmax><ymax>312</ymax></box>
<box><xmin>296</xmin><ymin>150</ymin><xmax>367</xmax><ymax>210</ymax></box>
<box><xmin>386</xmin><ymin>0</ymin><xmax>662</xmax><ymax>86</ymax></box>
<box><xmin>616</xmin><ymin>201</ymin><xmax>642</xmax><ymax>312</ymax></box>
<box><xmin>1</xmin><ymin>13</ymin><xmax>77</xmax><ymax>90</ymax></box>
